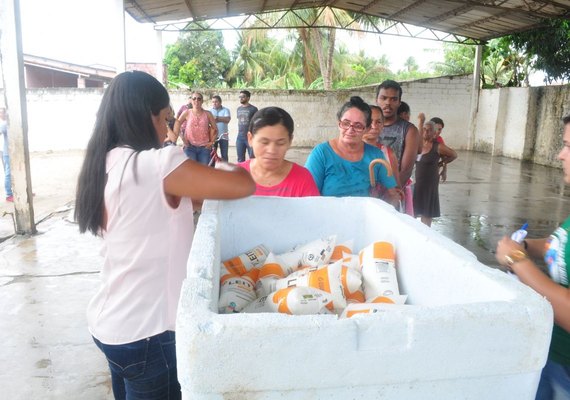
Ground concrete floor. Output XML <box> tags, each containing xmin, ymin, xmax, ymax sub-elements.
<box><xmin>1</xmin><ymin>148</ymin><xmax>570</xmax><ymax>399</ymax></box>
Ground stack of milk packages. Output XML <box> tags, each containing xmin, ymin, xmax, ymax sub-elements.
<box><xmin>218</xmin><ymin>236</ymin><xmax>407</xmax><ymax>318</ymax></box>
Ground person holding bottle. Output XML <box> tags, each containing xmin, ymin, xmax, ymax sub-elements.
<box><xmin>496</xmin><ymin>114</ymin><xmax>570</xmax><ymax>399</ymax></box>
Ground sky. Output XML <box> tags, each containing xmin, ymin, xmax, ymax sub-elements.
<box><xmin>18</xmin><ymin>0</ymin><xmax>445</xmax><ymax>73</ymax></box>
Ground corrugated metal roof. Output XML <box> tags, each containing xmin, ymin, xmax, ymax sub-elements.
<box><xmin>125</xmin><ymin>0</ymin><xmax>570</xmax><ymax>42</ymax></box>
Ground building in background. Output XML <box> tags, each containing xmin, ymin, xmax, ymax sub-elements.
<box><xmin>23</xmin><ymin>54</ymin><xmax>115</xmax><ymax>88</ymax></box>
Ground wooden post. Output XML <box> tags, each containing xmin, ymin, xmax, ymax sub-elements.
<box><xmin>0</xmin><ymin>0</ymin><xmax>36</xmax><ymax>234</ymax></box>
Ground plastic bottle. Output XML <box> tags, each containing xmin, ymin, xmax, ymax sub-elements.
<box><xmin>511</xmin><ymin>223</ymin><xmax>528</xmax><ymax>243</ymax></box>
<box><xmin>506</xmin><ymin>223</ymin><xmax>528</xmax><ymax>280</ymax></box>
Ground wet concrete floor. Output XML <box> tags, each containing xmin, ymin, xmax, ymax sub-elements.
<box><xmin>1</xmin><ymin>148</ymin><xmax>569</xmax><ymax>399</ymax></box>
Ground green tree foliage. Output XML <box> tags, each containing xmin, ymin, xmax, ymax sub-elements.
<box><xmin>403</xmin><ymin>57</ymin><xmax>419</xmax><ymax>73</ymax></box>
<box><xmin>507</xmin><ymin>18</ymin><xmax>570</xmax><ymax>84</ymax></box>
<box><xmin>163</xmin><ymin>24</ymin><xmax>447</xmax><ymax>90</ymax></box>
<box><xmin>483</xmin><ymin>38</ymin><xmax>531</xmax><ymax>87</ymax></box>
<box><xmin>164</xmin><ymin>31</ymin><xmax>231</xmax><ymax>88</ymax></box>
<box><xmin>434</xmin><ymin>39</ymin><xmax>532</xmax><ymax>88</ymax></box>
<box><xmin>433</xmin><ymin>43</ymin><xmax>475</xmax><ymax>76</ymax></box>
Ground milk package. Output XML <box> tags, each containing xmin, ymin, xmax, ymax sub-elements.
<box><xmin>219</xmin><ymin>238</ymin><xmax>407</xmax><ymax>316</ymax></box>
<box><xmin>178</xmin><ymin>197</ymin><xmax>552</xmax><ymax>400</ymax></box>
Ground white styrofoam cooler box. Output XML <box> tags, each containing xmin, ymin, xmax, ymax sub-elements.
<box><xmin>177</xmin><ymin>196</ymin><xmax>553</xmax><ymax>400</ymax></box>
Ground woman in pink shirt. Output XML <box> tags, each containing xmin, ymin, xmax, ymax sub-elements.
<box><xmin>239</xmin><ymin>107</ymin><xmax>319</xmax><ymax>197</ymax></box>
<box><xmin>75</xmin><ymin>71</ymin><xmax>255</xmax><ymax>399</ymax></box>
<box><xmin>174</xmin><ymin>91</ymin><xmax>217</xmax><ymax>165</ymax></box>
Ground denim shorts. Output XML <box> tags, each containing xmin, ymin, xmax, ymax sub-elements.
<box><xmin>93</xmin><ymin>330</ymin><xmax>181</xmax><ymax>400</ymax></box>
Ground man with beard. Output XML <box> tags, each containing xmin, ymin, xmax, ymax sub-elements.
<box><xmin>236</xmin><ymin>90</ymin><xmax>258</xmax><ymax>162</ymax></box>
<box><xmin>376</xmin><ymin>80</ymin><xmax>420</xmax><ymax>186</ymax></box>
<box><xmin>376</xmin><ymin>80</ymin><xmax>420</xmax><ymax>215</ymax></box>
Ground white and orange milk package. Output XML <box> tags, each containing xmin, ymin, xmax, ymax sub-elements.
<box><xmin>255</xmin><ymin>235</ymin><xmax>337</xmax><ymax>297</ymax></box>
<box><xmin>218</xmin><ymin>269</ymin><xmax>259</xmax><ymax>314</ymax></box>
<box><xmin>329</xmin><ymin>239</ymin><xmax>354</xmax><ymax>262</ymax></box>
<box><xmin>220</xmin><ymin>244</ymin><xmax>269</xmax><ymax>282</ymax></box>
<box><xmin>242</xmin><ymin>286</ymin><xmax>332</xmax><ymax>315</ymax></box>
<box><xmin>339</xmin><ymin>302</ymin><xmax>409</xmax><ymax>319</ymax></box>
<box><xmin>290</xmin><ymin>234</ymin><xmax>337</xmax><ymax>269</ymax></box>
<box><xmin>273</xmin><ymin>259</ymin><xmax>361</xmax><ymax>314</ymax></box>
<box><xmin>359</xmin><ymin>241</ymin><xmax>400</xmax><ymax>301</ymax></box>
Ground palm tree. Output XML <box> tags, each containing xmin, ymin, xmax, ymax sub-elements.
<box><xmin>403</xmin><ymin>56</ymin><xmax>419</xmax><ymax>73</ymax></box>
<box><xmin>227</xmin><ymin>30</ymin><xmax>273</xmax><ymax>85</ymax></box>
<box><xmin>247</xmin><ymin>7</ymin><xmax>385</xmax><ymax>89</ymax></box>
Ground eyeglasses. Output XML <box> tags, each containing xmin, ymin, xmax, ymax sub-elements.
<box><xmin>339</xmin><ymin>120</ymin><xmax>366</xmax><ymax>133</ymax></box>
<box><xmin>192</xmin><ymin>97</ymin><xmax>203</xmax><ymax>101</ymax></box>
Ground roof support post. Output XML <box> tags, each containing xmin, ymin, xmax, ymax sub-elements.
<box><xmin>111</xmin><ymin>0</ymin><xmax>126</xmax><ymax>73</ymax></box>
<box><xmin>155</xmin><ymin>29</ymin><xmax>164</xmax><ymax>84</ymax></box>
<box><xmin>0</xmin><ymin>0</ymin><xmax>36</xmax><ymax>234</ymax></box>
<box><xmin>467</xmin><ymin>44</ymin><xmax>482</xmax><ymax>151</ymax></box>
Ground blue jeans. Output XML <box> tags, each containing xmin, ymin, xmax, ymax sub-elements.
<box><xmin>535</xmin><ymin>358</ymin><xmax>570</xmax><ymax>400</ymax></box>
<box><xmin>2</xmin><ymin>153</ymin><xmax>12</xmax><ymax>197</ymax></box>
<box><xmin>93</xmin><ymin>331</ymin><xmax>181</xmax><ymax>400</ymax></box>
<box><xmin>218</xmin><ymin>139</ymin><xmax>229</xmax><ymax>162</ymax></box>
<box><xmin>236</xmin><ymin>135</ymin><xmax>254</xmax><ymax>163</ymax></box>
<box><xmin>183</xmin><ymin>145</ymin><xmax>210</xmax><ymax>165</ymax></box>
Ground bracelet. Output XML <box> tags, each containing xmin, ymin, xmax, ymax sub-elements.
<box><xmin>504</xmin><ymin>249</ymin><xmax>529</xmax><ymax>268</ymax></box>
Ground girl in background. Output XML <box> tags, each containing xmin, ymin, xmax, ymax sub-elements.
<box><xmin>413</xmin><ymin>120</ymin><xmax>457</xmax><ymax>226</ymax></box>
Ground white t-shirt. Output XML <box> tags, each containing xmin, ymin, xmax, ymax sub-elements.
<box><xmin>87</xmin><ymin>145</ymin><xmax>194</xmax><ymax>345</ymax></box>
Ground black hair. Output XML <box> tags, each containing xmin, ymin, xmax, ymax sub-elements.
<box><xmin>240</xmin><ymin>90</ymin><xmax>251</xmax><ymax>98</ymax></box>
<box><xmin>430</xmin><ymin>117</ymin><xmax>445</xmax><ymax>128</ymax></box>
<box><xmin>376</xmin><ymin>80</ymin><xmax>402</xmax><ymax>100</ymax></box>
<box><xmin>563</xmin><ymin>114</ymin><xmax>570</xmax><ymax>125</ymax></box>
<box><xmin>397</xmin><ymin>101</ymin><xmax>410</xmax><ymax>115</ymax></box>
<box><xmin>75</xmin><ymin>71</ymin><xmax>170</xmax><ymax>235</ymax></box>
<box><xmin>212</xmin><ymin>95</ymin><xmax>222</xmax><ymax>103</ymax></box>
<box><xmin>369</xmin><ymin>104</ymin><xmax>384</xmax><ymax>117</ymax></box>
<box><xmin>337</xmin><ymin>96</ymin><xmax>372</xmax><ymax>127</ymax></box>
<box><xmin>249</xmin><ymin>107</ymin><xmax>294</xmax><ymax>139</ymax></box>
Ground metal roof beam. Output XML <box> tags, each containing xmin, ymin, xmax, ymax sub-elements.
<box><xmin>155</xmin><ymin>8</ymin><xmax>482</xmax><ymax>44</ymax></box>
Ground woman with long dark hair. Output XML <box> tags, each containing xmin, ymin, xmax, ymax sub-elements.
<box><xmin>75</xmin><ymin>71</ymin><xmax>254</xmax><ymax>399</ymax></box>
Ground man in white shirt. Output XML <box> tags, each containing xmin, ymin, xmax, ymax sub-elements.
<box><xmin>210</xmin><ymin>95</ymin><xmax>231</xmax><ymax>161</ymax></box>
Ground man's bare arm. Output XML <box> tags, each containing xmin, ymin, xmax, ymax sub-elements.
<box><xmin>400</xmin><ymin>125</ymin><xmax>420</xmax><ymax>184</ymax></box>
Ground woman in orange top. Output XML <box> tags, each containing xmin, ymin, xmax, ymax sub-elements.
<box><xmin>174</xmin><ymin>92</ymin><xmax>217</xmax><ymax>165</ymax></box>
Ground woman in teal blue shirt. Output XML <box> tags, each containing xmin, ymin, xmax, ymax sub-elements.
<box><xmin>305</xmin><ymin>96</ymin><xmax>399</xmax><ymax>205</ymax></box>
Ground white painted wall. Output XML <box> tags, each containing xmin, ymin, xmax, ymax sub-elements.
<box><xmin>2</xmin><ymin>75</ymin><xmax>569</xmax><ymax>167</ymax></box>
<box><xmin>15</xmin><ymin>75</ymin><xmax>473</xmax><ymax>153</ymax></box>
<box><xmin>472</xmin><ymin>89</ymin><xmax>500</xmax><ymax>154</ymax></box>
<box><xmin>499</xmin><ymin>88</ymin><xmax>531</xmax><ymax>159</ymax></box>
